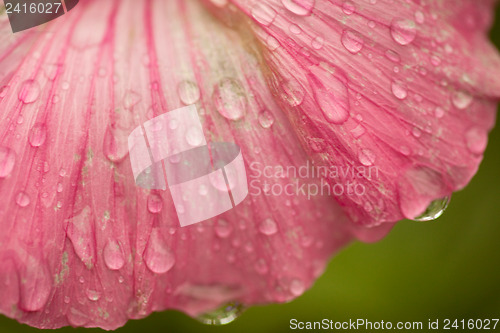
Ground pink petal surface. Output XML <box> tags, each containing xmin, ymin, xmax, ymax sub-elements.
<box><xmin>202</xmin><ymin>0</ymin><xmax>500</xmax><ymax>224</ymax></box>
<box><xmin>0</xmin><ymin>0</ymin><xmax>389</xmax><ymax>329</ymax></box>
<box><xmin>0</xmin><ymin>0</ymin><xmax>498</xmax><ymax>330</ymax></box>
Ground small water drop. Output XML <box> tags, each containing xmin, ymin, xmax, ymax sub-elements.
<box><xmin>18</xmin><ymin>80</ymin><xmax>41</xmax><ymax>104</ymax></box>
<box><xmin>259</xmin><ymin>218</ymin><xmax>278</xmax><ymax>236</ymax></box>
<box><xmin>15</xmin><ymin>191</ymin><xmax>30</xmax><ymax>207</ymax></box>
<box><xmin>64</xmin><ymin>296</ymin><xmax>70</xmax><ymax>304</ymax></box>
<box><xmin>415</xmin><ymin>11</ymin><xmax>425</xmax><ymax>24</ymax></box>
<box><xmin>178</xmin><ymin>80</ymin><xmax>201</xmax><ymax>105</ymax></box>
<box><xmin>435</xmin><ymin>107</ymin><xmax>445</xmax><ymax>118</ymax></box>
<box><xmin>266</xmin><ymin>35</ymin><xmax>280</xmax><ymax>51</ymax></box>
<box><xmin>430</xmin><ymin>55</ymin><xmax>441</xmax><ymax>66</ymax></box>
<box><xmin>290</xmin><ymin>279</ymin><xmax>305</xmax><ymax>296</ymax></box>
<box><xmin>143</xmin><ymin>228</ymin><xmax>175</xmax><ymax>274</ymax></box>
<box><xmin>311</xmin><ymin>36</ymin><xmax>324</xmax><ymax>50</ymax></box>
<box><xmin>385</xmin><ymin>49</ymin><xmax>401</xmax><ymax>63</ymax></box>
<box><xmin>412</xmin><ymin>196</ymin><xmax>450</xmax><ymax>222</ymax></box>
<box><xmin>0</xmin><ymin>147</ymin><xmax>16</xmax><ymax>178</ymax></box>
<box><xmin>281</xmin><ymin>79</ymin><xmax>305</xmax><ymax>106</ymax></box>
<box><xmin>258</xmin><ymin>111</ymin><xmax>275</xmax><ymax>128</ymax></box>
<box><xmin>254</xmin><ymin>259</ymin><xmax>269</xmax><ymax>275</ymax></box>
<box><xmin>103</xmin><ymin>239</ymin><xmax>125</xmax><ymax>270</ymax></box>
<box><xmin>86</xmin><ymin>289</ymin><xmax>101</xmax><ymax>302</ymax></box>
<box><xmin>342</xmin><ymin>1</ymin><xmax>355</xmax><ymax>15</ymax></box>
<box><xmin>185</xmin><ymin>126</ymin><xmax>204</xmax><ymax>146</ymax></box>
<box><xmin>465</xmin><ymin>127</ymin><xmax>487</xmax><ymax>155</ymax></box>
<box><xmin>147</xmin><ymin>194</ymin><xmax>163</xmax><ymax>213</ymax></box>
<box><xmin>341</xmin><ymin>30</ymin><xmax>364</xmax><ymax>54</ymax></box>
<box><xmin>123</xmin><ymin>90</ymin><xmax>141</xmax><ymax>109</ymax></box>
<box><xmin>358</xmin><ymin>149</ymin><xmax>376</xmax><ymax>166</ymax></box>
<box><xmin>103</xmin><ymin>126</ymin><xmax>129</xmax><ymax>163</ymax></box>
<box><xmin>452</xmin><ymin>90</ymin><xmax>473</xmax><ymax>110</ymax></box>
<box><xmin>0</xmin><ymin>86</ymin><xmax>8</xmax><ymax>98</ymax></box>
<box><xmin>29</xmin><ymin>123</ymin><xmax>48</xmax><ymax>147</ymax></box>
<box><xmin>213</xmin><ymin>78</ymin><xmax>247</xmax><ymax>121</ymax></box>
<box><xmin>289</xmin><ymin>24</ymin><xmax>301</xmax><ymax>34</ymax></box>
<box><xmin>197</xmin><ymin>302</ymin><xmax>244</xmax><ymax>325</ymax></box>
<box><xmin>391</xmin><ymin>80</ymin><xmax>408</xmax><ymax>100</ymax></box>
<box><xmin>310</xmin><ymin>73</ymin><xmax>350</xmax><ymax>125</ymax></box>
<box><xmin>390</xmin><ymin>19</ymin><xmax>417</xmax><ymax>45</ymax></box>
<box><xmin>252</xmin><ymin>3</ymin><xmax>277</xmax><ymax>26</ymax></box>
<box><xmin>215</xmin><ymin>219</ymin><xmax>233</xmax><ymax>238</ymax></box>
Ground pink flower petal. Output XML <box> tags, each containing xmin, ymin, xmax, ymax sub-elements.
<box><xmin>0</xmin><ymin>0</ymin><xmax>390</xmax><ymax>329</ymax></box>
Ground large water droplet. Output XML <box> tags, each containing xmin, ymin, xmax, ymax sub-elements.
<box><xmin>341</xmin><ymin>30</ymin><xmax>364</xmax><ymax>54</ymax></box>
<box><xmin>251</xmin><ymin>3</ymin><xmax>277</xmax><ymax>26</ymax></box>
<box><xmin>465</xmin><ymin>127</ymin><xmax>487</xmax><ymax>155</ymax></box>
<box><xmin>0</xmin><ymin>147</ymin><xmax>16</xmax><ymax>178</ymax></box>
<box><xmin>390</xmin><ymin>19</ymin><xmax>417</xmax><ymax>45</ymax></box>
<box><xmin>215</xmin><ymin>219</ymin><xmax>233</xmax><ymax>238</ymax></box>
<box><xmin>29</xmin><ymin>123</ymin><xmax>48</xmax><ymax>147</ymax></box>
<box><xmin>452</xmin><ymin>90</ymin><xmax>473</xmax><ymax>110</ymax></box>
<box><xmin>67</xmin><ymin>207</ymin><xmax>95</xmax><ymax>269</ymax></box>
<box><xmin>147</xmin><ymin>194</ymin><xmax>163</xmax><ymax>213</ymax></box>
<box><xmin>258</xmin><ymin>110</ymin><xmax>275</xmax><ymax>128</ymax></box>
<box><xmin>358</xmin><ymin>149</ymin><xmax>376</xmax><ymax>166</ymax></box>
<box><xmin>310</xmin><ymin>74</ymin><xmax>350</xmax><ymax>125</ymax></box>
<box><xmin>391</xmin><ymin>80</ymin><xmax>408</xmax><ymax>100</ymax></box>
<box><xmin>281</xmin><ymin>0</ymin><xmax>315</xmax><ymax>16</ymax></box>
<box><xmin>16</xmin><ymin>191</ymin><xmax>31</xmax><ymax>207</ymax></box>
<box><xmin>213</xmin><ymin>78</ymin><xmax>247</xmax><ymax>121</ymax></box>
<box><xmin>197</xmin><ymin>302</ymin><xmax>244</xmax><ymax>325</ymax></box>
<box><xmin>103</xmin><ymin>239</ymin><xmax>125</xmax><ymax>270</ymax></box>
<box><xmin>412</xmin><ymin>196</ymin><xmax>450</xmax><ymax>222</ymax></box>
<box><xmin>143</xmin><ymin>228</ymin><xmax>175</xmax><ymax>274</ymax></box>
<box><xmin>259</xmin><ymin>218</ymin><xmax>278</xmax><ymax>236</ymax></box>
<box><xmin>18</xmin><ymin>80</ymin><xmax>41</xmax><ymax>104</ymax></box>
<box><xmin>178</xmin><ymin>80</ymin><xmax>201</xmax><ymax>105</ymax></box>
<box><xmin>281</xmin><ymin>79</ymin><xmax>305</xmax><ymax>106</ymax></box>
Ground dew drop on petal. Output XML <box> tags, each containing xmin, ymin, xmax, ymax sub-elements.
<box><xmin>252</xmin><ymin>3</ymin><xmax>277</xmax><ymax>26</ymax></box>
<box><xmin>147</xmin><ymin>194</ymin><xmax>163</xmax><ymax>214</ymax></box>
<box><xmin>281</xmin><ymin>79</ymin><xmax>305</xmax><ymax>106</ymax></box>
<box><xmin>185</xmin><ymin>126</ymin><xmax>204</xmax><ymax>147</ymax></box>
<box><xmin>16</xmin><ymin>191</ymin><xmax>31</xmax><ymax>207</ymax></box>
<box><xmin>29</xmin><ymin>123</ymin><xmax>48</xmax><ymax>147</ymax></box>
<box><xmin>385</xmin><ymin>49</ymin><xmax>401</xmax><ymax>63</ymax></box>
<box><xmin>86</xmin><ymin>289</ymin><xmax>101</xmax><ymax>302</ymax></box>
<box><xmin>0</xmin><ymin>147</ymin><xmax>16</xmax><ymax>178</ymax></box>
<box><xmin>342</xmin><ymin>1</ymin><xmax>355</xmax><ymax>15</ymax></box>
<box><xmin>358</xmin><ymin>149</ymin><xmax>376</xmax><ymax>166</ymax></box>
<box><xmin>290</xmin><ymin>279</ymin><xmax>305</xmax><ymax>296</ymax></box>
<box><xmin>103</xmin><ymin>239</ymin><xmax>125</xmax><ymax>270</ymax></box>
<box><xmin>258</xmin><ymin>110</ymin><xmax>275</xmax><ymax>128</ymax></box>
<box><xmin>197</xmin><ymin>302</ymin><xmax>244</xmax><ymax>325</ymax></box>
<box><xmin>341</xmin><ymin>30</ymin><xmax>364</xmax><ymax>54</ymax></box>
<box><xmin>281</xmin><ymin>0</ymin><xmax>315</xmax><ymax>16</ymax></box>
<box><xmin>213</xmin><ymin>78</ymin><xmax>247</xmax><ymax>121</ymax></box>
<box><xmin>215</xmin><ymin>219</ymin><xmax>233</xmax><ymax>238</ymax></box>
<box><xmin>254</xmin><ymin>258</ymin><xmax>269</xmax><ymax>275</ymax></box>
<box><xmin>18</xmin><ymin>80</ymin><xmax>41</xmax><ymax>104</ymax></box>
<box><xmin>259</xmin><ymin>218</ymin><xmax>278</xmax><ymax>236</ymax></box>
<box><xmin>0</xmin><ymin>85</ymin><xmax>8</xmax><ymax>98</ymax></box>
<box><xmin>19</xmin><ymin>256</ymin><xmax>51</xmax><ymax>311</ymax></box>
<box><xmin>412</xmin><ymin>196</ymin><xmax>450</xmax><ymax>222</ymax></box>
<box><xmin>435</xmin><ymin>107</ymin><xmax>445</xmax><ymax>118</ymax></box>
<box><xmin>266</xmin><ymin>35</ymin><xmax>280</xmax><ymax>51</ymax></box>
<box><xmin>103</xmin><ymin>127</ymin><xmax>129</xmax><ymax>163</ymax></box>
<box><xmin>452</xmin><ymin>90</ymin><xmax>473</xmax><ymax>110</ymax></box>
<box><xmin>311</xmin><ymin>36</ymin><xmax>324</xmax><ymax>50</ymax></box>
<box><xmin>289</xmin><ymin>24</ymin><xmax>301</xmax><ymax>34</ymax></box>
<box><xmin>390</xmin><ymin>19</ymin><xmax>417</xmax><ymax>45</ymax></box>
<box><xmin>465</xmin><ymin>127</ymin><xmax>488</xmax><ymax>155</ymax></box>
<box><xmin>143</xmin><ymin>228</ymin><xmax>175</xmax><ymax>274</ymax></box>
<box><xmin>178</xmin><ymin>80</ymin><xmax>201</xmax><ymax>105</ymax></box>
<box><xmin>123</xmin><ymin>90</ymin><xmax>141</xmax><ymax>109</ymax></box>
<box><xmin>310</xmin><ymin>74</ymin><xmax>350</xmax><ymax>125</ymax></box>
<box><xmin>391</xmin><ymin>80</ymin><xmax>408</xmax><ymax>100</ymax></box>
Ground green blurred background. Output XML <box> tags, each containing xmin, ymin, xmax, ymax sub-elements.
<box><xmin>2</xmin><ymin>6</ymin><xmax>500</xmax><ymax>333</ymax></box>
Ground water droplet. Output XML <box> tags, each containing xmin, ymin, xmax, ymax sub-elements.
<box><xmin>289</xmin><ymin>24</ymin><xmax>301</xmax><ymax>34</ymax></box>
<box><xmin>415</xmin><ymin>11</ymin><xmax>425</xmax><ymax>24</ymax></box>
<box><xmin>391</xmin><ymin>80</ymin><xmax>408</xmax><ymax>100</ymax></box>
<box><xmin>86</xmin><ymin>289</ymin><xmax>101</xmax><ymax>301</ymax></box>
<box><xmin>0</xmin><ymin>147</ymin><xmax>16</xmax><ymax>178</ymax></box>
<box><xmin>281</xmin><ymin>79</ymin><xmax>305</xmax><ymax>106</ymax></box>
<box><xmin>16</xmin><ymin>191</ymin><xmax>30</xmax><ymax>207</ymax></box>
<box><xmin>197</xmin><ymin>302</ymin><xmax>244</xmax><ymax>325</ymax></box>
<box><xmin>412</xmin><ymin>127</ymin><xmax>422</xmax><ymax>138</ymax></box>
<box><xmin>465</xmin><ymin>127</ymin><xmax>487</xmax><ymax>155</ymax></box>
<box><xmin>18</xmin><ymin>80</ymin><xmax>40</xmax><ymax>104</ymax></box>
<box><xmin>147</xmin><ymin>194</ymin><xmax>163</xmax><ymax>213</ymax></box>
<box><xmin>342</xmin><ymin>1</ymin><xmax>355</xmax><ymax>15</ymax></box>
<box><xmin>435</xmin><ymin>107</ymin><xmax>445</xmax><ymax>118</ymax></box>
<box><xmin>29</xmin><ymin>123</ymin><xmax>47</xmax><ymax>147</ymax></box>
<box><xmin>290</xmin><ymin>279</ymin><xmax>305</xmax><ymax>296</ymax></box>
<box><xmin>252</xmin><ymin>3</ymin><xmax>277</xmax><ymax>26</ymax></box>
<box><xmin>143</xmin><ymin>228</ymin><xmax>175</xmax><ymax>274</ymax></box>
<box><xmin>281</xmin><ymin>0</ymin><xmax>315</xmax><ymax>16</ymax></box>
<box><xmin>118</xmin><ymin>276</ymin><xmax>124</xmax><ymax>283</ymax></box>
<box><xmin>123</xmin><ymin>90</ymin><xmax>141</xmax><ymax>109</ymax></box>
<box><xmin>103</xmin><ymin>239</ymin><xmax>125</xmax><ymax>270</ymax></box>
<box><xmin>214</xmin><ymin>219</ymin><xmax>233</xmax><ymax>238</ymax></box>
<box><xmin>254</xmin><ymin>259</ymin><xmax>269</xmax><ymax>275</ymax></box>
<box><xmin>67</xmin><ymin>207</ymin><xmax>95</xmax><ymax>269</ymax></box>
<box><xmin>213</xmin><ymin>78</ymin><xmax>247</xmax><ymax>121</ymax></box>
<box><xmin>390</xmin><ymin>19</ymin><xmax>417</xmax><ymax>45</ymax></box>
<box><xmin>259</xmin><ymin>218</ymin><xmax>278</xmax><ymax>236</ymax></box>
<box><xmin>310</xmin><ymin>74</ymin><xmax>350</xmax><ymax>125</ymax></box>
<box><xmin>103</xmin><ymin>126</ymin><xmax>129</xmax><ymax>163</ymax></box>
<box><xmin>61</xmin><ymin>81</ymin><xmax>70</xmax><ymax>90</ymax></box>
<box><xmin>311</xmin><ymin>36</ymin><xmax>324</xmax><ymax>50</ymax></box>
<box><xmin>0</xmin><ymin>86</ymin><xmax>8</xmax><ymax>98</ymax></box>
<box><xmin>452</xmin><ymin>90</ymin><xmax>473</xmax><ymax>110</ymax></box>
<box><xmin>358</xmin><ymin>149</ymin><xmax>376</xmax><ymax>166</ymax></box>
<box><xmin>341</xmin><ymin>30</ymin><xmax>364</xmax><ymax>54</ymax></box>
<box><xmin>64</xmin><ymin>296</ymin><xmax>70</xmax><ymax>304</ymax></box>
<box><xmin>385</xmin><ymin>49</ymin><xmax>401</xmax><ymax>63</ymax></box>
<box><xmin>266</xmin><ymin>35</ymin><xmax>280</xmax><ymax>50</ymax></box>
<box><xmin>185</xmin><ymin>126</ymin><xmax>204</xmax><ymax>146</ymax></box>
<box><xmin>412</xmin><ymin>196</ymin><xmax>450</xmax><ymax>222</ymax></box>
<box><xmin>430</xmin><ymin>55</ymin><xmax>441</xmax><ymax>66</ymax></box>
<box><xmin>258</xmin><ymin>110</ymin><xmax>275</xmax><ymax>128</ymax></box>
<box><xmin>178</xmin><ymin>80</ymin><xmax>200</xmax><ymax>105</ymax></box>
